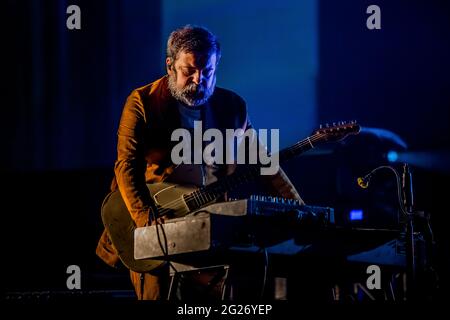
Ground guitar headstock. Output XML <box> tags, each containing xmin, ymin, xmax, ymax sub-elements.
<box><xmin>313</xmin><ymin>120</ymin><xmax>361</xmax><ymax>142</ymax></box>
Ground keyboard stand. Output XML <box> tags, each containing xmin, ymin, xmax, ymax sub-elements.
<box><xmin>167</xmin><ymin>262</ymin><xmax>230</xmax><ymax>301</ymax></box>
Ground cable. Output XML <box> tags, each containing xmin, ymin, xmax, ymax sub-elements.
<box><xmin>150</xmin><ymin>204</ymin><xmax>178</xmax><ymax>276</ymax></box>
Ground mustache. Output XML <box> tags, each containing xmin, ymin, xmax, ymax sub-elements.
<box><xmin>168</xmin><ymin>73</ymin><xmax>215</xmax><ymax>107</ymax></box>
<box><xmin>183</xmin><ymin>82</ymin><xmax>205</xmax><ymax>95</ymax></box>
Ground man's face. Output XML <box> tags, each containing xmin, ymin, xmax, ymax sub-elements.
<box><xmin>167</xmin><ymin>51</ymin><xmax>217</xmax><ymax>107</ymax></box>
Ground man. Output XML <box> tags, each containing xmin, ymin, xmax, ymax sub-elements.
<box><xmin>96</xmin><ymin>25</ymin><xmax>304</xmax><ymax>300</ymax></box>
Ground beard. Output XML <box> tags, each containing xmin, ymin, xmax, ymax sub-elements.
<box><xmin>168</xmin><ymin>72</ymin><xmax>216</xmax><ymax>107</ymax></box>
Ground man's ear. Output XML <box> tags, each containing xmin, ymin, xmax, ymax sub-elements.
<box><xmin>166</xmin><ymin>57</ymin><xmax>174</xmax><ymax>75</ymax></box>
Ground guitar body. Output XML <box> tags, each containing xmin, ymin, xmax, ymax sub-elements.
<box><xmin>101</xmin><ymin>182</ymin><xmax>199</xmax><ymax>273</ymax></box>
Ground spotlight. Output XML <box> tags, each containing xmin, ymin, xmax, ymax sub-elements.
<box><xmin>387</xmin><ymin>150</ymin><xmax>398</xmax><ymax>162</ymax></box>
<box><xmin>350</xmin><ymin>209</ymin><xmax>364</xmax><ymax>221</ymax></box>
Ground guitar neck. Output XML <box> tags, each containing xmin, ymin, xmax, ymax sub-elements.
<box><xmin>183</xmin><ymin>132</ymin><xmax>320</xmax><ymax>210</ymax></box>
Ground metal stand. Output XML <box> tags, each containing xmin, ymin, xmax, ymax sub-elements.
<box><xmin>402</xmin><ymin>163</ymin><xmax>416</xmax><ymax>300</ymax></box>
<box><xmin>167</xmin><ymin>262</ymin><xmax>230</xmax><ymax>301</ymax></box>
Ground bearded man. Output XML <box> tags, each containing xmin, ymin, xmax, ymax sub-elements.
<box><xmin>96</xmin><ymin>25</ymin><xmax>303</xmax><ymax>300</ymax></box>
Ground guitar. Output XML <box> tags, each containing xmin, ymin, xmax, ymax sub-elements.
<box><xmin>101</xmin><ymin>121</ymin><xmax>360</xmax><ymax>272</ymax></box>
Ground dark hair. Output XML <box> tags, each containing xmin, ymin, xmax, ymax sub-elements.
<box><xmin>166</xmin><ymin>25</ymin><xmax>221</xmax><ymax>64</ymax></box>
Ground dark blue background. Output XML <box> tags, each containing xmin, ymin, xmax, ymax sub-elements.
<box><xmin>3</xmin><ymin>0</ymin><xmax>450</xmax><ymax>301</ymax></box>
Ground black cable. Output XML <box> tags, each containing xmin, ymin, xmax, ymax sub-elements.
<box><xmin>151</xmin><ymin>205</ymin><xmax>179</xmax><ymax>274</ymax></box>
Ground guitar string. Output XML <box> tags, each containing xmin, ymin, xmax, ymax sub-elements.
<box><xmin>150</xmin><ymin>128</ymin><xmax>352</xmax><ymax>217</ymax></box>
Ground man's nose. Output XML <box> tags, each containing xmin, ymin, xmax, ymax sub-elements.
<box><xmin>192</xmin><ymin>70</ymin><xmax>204</xmax><ymax>85</ymax></box>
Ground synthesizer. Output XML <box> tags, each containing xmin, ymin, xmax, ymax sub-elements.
<box><xmin>134</xmin><ymin>196</ymin><xmax>334</xmax><ymax>260</ymax></box>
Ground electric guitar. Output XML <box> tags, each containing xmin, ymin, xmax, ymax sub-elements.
<box><xmin>101</xmin><ymin>121</ymin><xmax>360</xmax><ymax>272</ymax></box>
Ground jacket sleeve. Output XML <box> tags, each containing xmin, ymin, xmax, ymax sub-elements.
<box><xmin>114</xmin><ymin>90</ymin><xmax>153</xmax><ymax>227</ymax></box>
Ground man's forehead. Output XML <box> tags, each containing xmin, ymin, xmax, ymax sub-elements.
<box><xmin>176</xmin><ymin>51</ymin><xmax>216</xmax><ymax>68</ymax></box>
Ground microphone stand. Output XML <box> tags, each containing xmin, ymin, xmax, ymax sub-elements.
<box><xmin>402</xmin><ymin>163</ymin><xmax>416</xmax><ymax>300</ymax></box>
<box><xmin>357</xmin><ymin>164</ymin><xmax>420</xmax><ymax>300</ymax></box>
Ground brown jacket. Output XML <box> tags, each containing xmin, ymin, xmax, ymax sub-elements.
<box><xmin>96</xmin><ymin>76</ymin><xmax>303</xmax><ymax>268</ymax></box>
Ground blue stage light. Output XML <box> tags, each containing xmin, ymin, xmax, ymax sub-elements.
<box><xmin>350</xmin><ymin>209</ymin><xmax>363</xmax><ymax>221</ymax></box>
<box><xmin>387</xmin><ymin>150</ymin><xmax>398</xmax><ymax>162</ymax></box>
